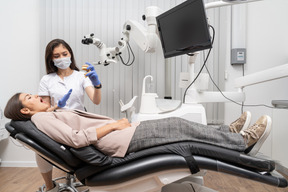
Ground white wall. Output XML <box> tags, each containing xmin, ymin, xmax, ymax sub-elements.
<box><xmin>224</xmin><ymin>0</ymin><xmax>288</xmax><ymax>156</ymax></box>
<box><xmin>0</xmin><ymin>0</ymin><xmax>41</xmax><ymax>166</ymax></box>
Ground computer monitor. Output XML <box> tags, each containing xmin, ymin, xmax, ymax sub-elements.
<box><xmin>156</xmin><ymin>0</ymin><xmax>212</xmax><ymax>58</ymax></box>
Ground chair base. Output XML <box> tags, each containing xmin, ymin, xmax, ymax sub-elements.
<box><xmin>37</xmin><ymin>173</ymin><xmax>89</xmax><ymax>192</ymax></box>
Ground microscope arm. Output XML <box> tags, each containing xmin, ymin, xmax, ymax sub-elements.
<box><xmin>121</xmin><ymin>19</ymin><xmax>159</xmax><ymax>53</ymax></box>
<box><xmin>120</xmin><ymin>6</ymin><xmax>162</xmax><ymax>53</ymax></box>
<box><xmin>184</xmin><ymin>63</ymin><xmax>288</xmax><ymax>104</ymax></box>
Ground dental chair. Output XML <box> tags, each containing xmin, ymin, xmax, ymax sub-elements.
<box><xmin>5</xmin><ymin>120</ymin><xmax>288</xmax><ymax>192</ymax></box>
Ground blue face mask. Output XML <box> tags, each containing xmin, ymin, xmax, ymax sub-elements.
<box><xmin>53</xmin><ymin>57</ymin><xmax>71</xmax><ymax>69</ymax></box>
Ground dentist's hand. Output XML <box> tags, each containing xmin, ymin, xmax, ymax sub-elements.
<box><xmin>82</xmin><ymin>62</ymin><xmax>101</xmax><ymax>86</ymax></box>
<box><xmin>58</xmin><ymin>89</ymin><xmax>73</xmax><ymax>108</ymax></box>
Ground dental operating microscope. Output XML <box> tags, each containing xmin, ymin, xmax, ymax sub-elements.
<box><xmin>81</xmin><ymin>6</ymin><xmax>161</xmax><ymax>66</ymax></box>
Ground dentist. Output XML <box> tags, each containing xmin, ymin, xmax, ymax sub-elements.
<box><xmin>37</xmin><ymin>38</ymin><xmax>102</xmax><ymax>192</ymax></box>
<box><xmin>39</xmin><ymin>38</ymin><xmax>102</xmax><ymax>111</ymax></box>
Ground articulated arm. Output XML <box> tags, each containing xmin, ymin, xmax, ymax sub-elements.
<box><xmin>234</xmin><ymin>63</ymin><xmax>288</xmax><ymax>88</ymax></box>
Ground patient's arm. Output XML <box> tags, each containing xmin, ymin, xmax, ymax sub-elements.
<box><xmin>32</xmin><ymin>113</ymin><xmax>131</xmax><ymax>148</ymax></box>
<box><xmin>96</xmin><ymin>118</ymin><xmax>131</xmax><ymax>139</ymax></box>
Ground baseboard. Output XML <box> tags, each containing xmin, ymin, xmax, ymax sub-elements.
<box><xmin>0</xmin><ymin>160</ymin><xmax>37</xmax><ymax>167</ymax></box>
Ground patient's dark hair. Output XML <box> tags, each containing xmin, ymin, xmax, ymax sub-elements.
<box><xmin>4</xmin><ymin>93</ymin><xmax>31</xmax><ymax>121</ymax></box>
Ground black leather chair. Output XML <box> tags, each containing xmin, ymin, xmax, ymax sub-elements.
<box><xmin>5</xmin><ymin>120</ymin><xmax>288</xmax><ymax>192</ymax></box>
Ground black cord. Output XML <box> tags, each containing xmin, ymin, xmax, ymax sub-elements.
<box><xmin>190</xmin><ymin>183</ymin><xmax>196</xmax><ymax>192</ymax></box>
<box><xmin>183</xmin><ymin>25</ymin><xmax>215</xmax><ymax>103</ymax></box>
<box><xmin>119</xmin><ymin>42</ymin><xmax>135</xmax><ymax>66</ymax></box>
<box><xmin>241</xmin><ymin>64</ymin><xmax>245</xmax><ymax>113</ymax></box>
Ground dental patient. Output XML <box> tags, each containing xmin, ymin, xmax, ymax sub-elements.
<box><xmin>4</xmin><ymin>93</ymin><xmax>271</xmax><ymax>191</ymax></box>
<box><xmin>5</xmin><ymin>92</ymin><xmax>271</xmax><ymax>157</ymax></box>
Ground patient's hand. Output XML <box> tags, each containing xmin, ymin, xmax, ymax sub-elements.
<box><xmin>96</xmin><ymin>118</ymin><xmax>131</xmax><ymax>139</ymax></box>
<box><xmin>112</xmin><ymin>118</ymin><xmax>131</xmax><ymax>130</ymax></box>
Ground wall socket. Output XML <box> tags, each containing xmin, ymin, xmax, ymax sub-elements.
<box><xmin>231</xmin><ymin>48</ymin><xmax>246</xmax><ymax>65</ymax></box>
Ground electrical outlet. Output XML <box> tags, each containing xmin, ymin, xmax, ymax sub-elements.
<box><xmin>231</xmin><ymin>48</ymin><xmax>246</xmax><ymax>65</ymax></box>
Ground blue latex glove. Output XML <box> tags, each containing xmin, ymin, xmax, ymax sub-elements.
<box><xmin>58</xmin><ymin>89</ymin><xmax>72</xmax><ymax>108</ymax></box>
<box><xmin>84</xmin><ymin>62</ymin><xmax>101</xmax><ymax>86</ymax></box>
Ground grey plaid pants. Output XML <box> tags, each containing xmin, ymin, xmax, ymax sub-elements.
<box><xmin>127</xmin><ymin>117</ymin><xmax>245</xmax><ymax>153</ymax></box>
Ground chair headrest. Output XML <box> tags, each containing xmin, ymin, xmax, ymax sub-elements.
<box><xmin>5</xmin><ymin>122</ymin><xmax>18</xmax><ymax>138</ymax></box>
<box><xmin>8</xmin><ymin>120</ymin><xmax>83</xmax><ymax>167</ymax></box>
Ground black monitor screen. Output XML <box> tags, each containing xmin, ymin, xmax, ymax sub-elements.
<box><xmin>156</xmin><ymin>0</ymin><xmax>212</xmax><ymax>58</ymax></box>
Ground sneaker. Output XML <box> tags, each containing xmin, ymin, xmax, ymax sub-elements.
<box><xmin>240</xmin><ymin>115</ymin><xmax>272</xmax><ymax>156</ymax></box>
<box><xmin>229</xmin><ymin>111</ymin><xmax>251</xmax><ymax>133</ymax></box>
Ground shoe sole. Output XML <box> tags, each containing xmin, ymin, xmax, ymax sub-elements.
<box><xmin>247</xmin><ymin>115</ymin><xmax>272</xmax><ymax>156</ymax></box>
<box><xmin>241</xmin><ymin>111</ymin><xmax>251</xmax><ymax>132</ymax></box>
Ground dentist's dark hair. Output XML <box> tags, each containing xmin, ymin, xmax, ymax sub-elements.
<box><xmin>4</xmin><ymin>93</ymin><xmax>31</xmax><ymax>121</ymax></box>
<box><xmin>45</xmin><ymin>39</ymin><xmax>79</xmax><ymax>74</ymax></box>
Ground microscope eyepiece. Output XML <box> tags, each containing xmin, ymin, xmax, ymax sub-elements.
<box><xmin>81</xmin><ymin>38</ymin><xmax>93</xmax><ymax>45</ymax></box>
